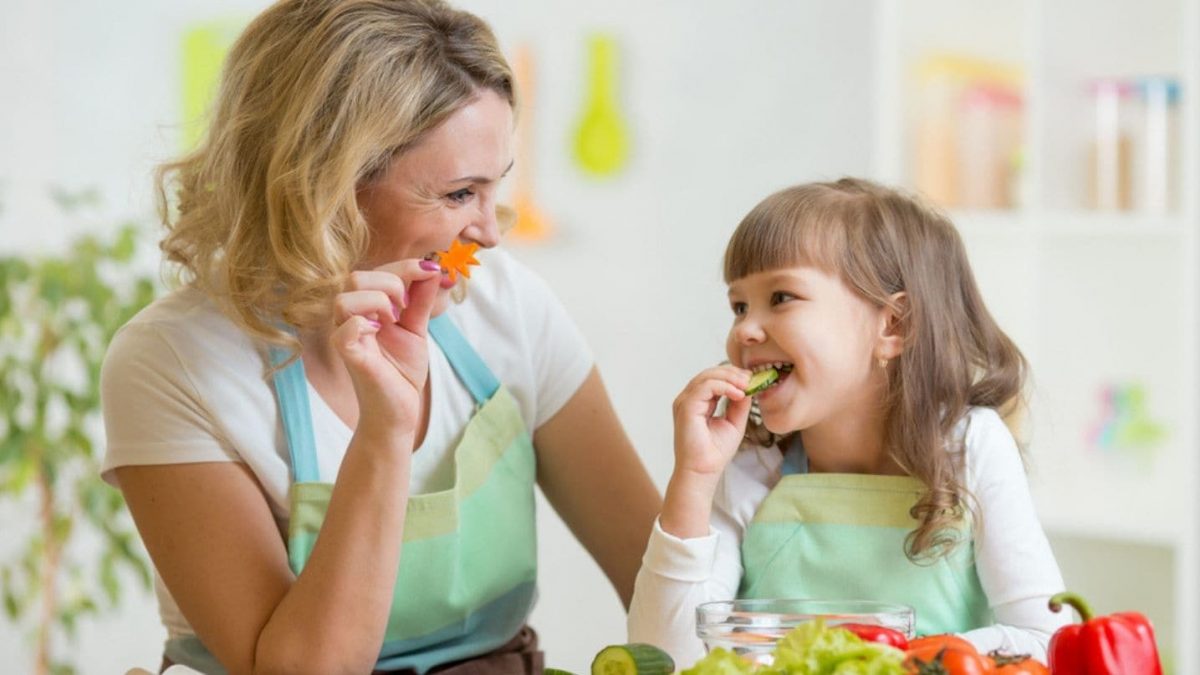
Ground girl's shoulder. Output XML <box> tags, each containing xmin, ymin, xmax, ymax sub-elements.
<box><xmin>956</xmin><ymin>406</ymin><xmax>1027</xmax><ymax>489</ymax></box>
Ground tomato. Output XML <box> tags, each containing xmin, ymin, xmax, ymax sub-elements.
<box><xmin>988</xmin><ymin>651</ymin><xmax>1050</xmax><ymax>675</ymax></box>
<box><xmin>905</xmin><ymin>635</ymin><xmax>993</xmax><ymax>675</ymax></box>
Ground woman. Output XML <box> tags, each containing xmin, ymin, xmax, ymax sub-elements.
<box><xmin>100</xmin><ymin>1</ymin><xmax>661</xmax><ymax>673</ymax></box>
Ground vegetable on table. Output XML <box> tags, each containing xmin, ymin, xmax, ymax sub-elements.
<box><xmin>592</xmin><ymin>643</ymin><xmax>674</xmax><ymax>675</ymax></box>
<box><xmin>988</xmin><ymin>651</ymin><xmax>1049</xmax><ymax>674</ymax></box>
<box><xmin>1047</xmin><ymin>591</ymin><xmax>1163</xmax><ymax>675</ymax></box>
<box><xmin>838</xmin><ymin>623</ymin><xmax>910</xmax><ymax>650</ymax></box>
<box><xmin>904</xmin><ymin>635</ymin><xmax>991</xmax><ymax>675</ymax></box>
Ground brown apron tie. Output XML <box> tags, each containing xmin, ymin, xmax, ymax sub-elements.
<box><xmin>375</xmin><ymin>625</ymin><xmax>543</xmax><ymax>675</ymax></box>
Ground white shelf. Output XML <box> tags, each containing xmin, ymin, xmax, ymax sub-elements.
<box><xmin>875</xmin><ymin>0</ymin><xmax>1198</xmax><ymax>671</ymax></box>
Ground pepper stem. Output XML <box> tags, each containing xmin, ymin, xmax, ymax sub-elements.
<box><xmin>1048</xmin><ymin>591</ymin><xmax>1094</xmax><ymax>622</ymax></box>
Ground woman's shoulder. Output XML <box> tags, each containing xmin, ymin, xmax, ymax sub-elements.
<box><xmin>105</xmin><ymin>286</ymin><xmax>260</xmax><ymax>377</ymax></box>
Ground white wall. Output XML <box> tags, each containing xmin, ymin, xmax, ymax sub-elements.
<box><xmin>0</xmin><ymin>1</ymin><xmax>875</xmax><ymax>672</ymax></box>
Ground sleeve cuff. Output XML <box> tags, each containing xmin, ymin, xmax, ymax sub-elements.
<box><xmin>641</xmin><ymin>517</ymin><xmax>721</xmax><ymax>582</ymax></box>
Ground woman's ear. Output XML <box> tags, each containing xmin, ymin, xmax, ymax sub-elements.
<box><xmin>875</xmin><ymin>291</ymin><xmax>907</xmax><ymax>361</ymax></box>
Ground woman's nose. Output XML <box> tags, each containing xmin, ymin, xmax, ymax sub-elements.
<box><xmin>467</xmin><ymin>194</ymin><xmax>501</xmax><ymax>248</ymax></box>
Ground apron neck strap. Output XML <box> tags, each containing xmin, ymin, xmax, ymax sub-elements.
<box><xmin>780</xmin><ymin>434</ymin><xmax>809</xmax><ymax>476</ymax></box>
<box><xmin>269</xmin><ymin>314</ymin><xmax>501</xmax><ymax>483</ymax></box>
<box><xmin>269</xmin><ymin>346</ymin><xmax>320</xmax><ymax>484</ymax></box>
<box><xmin>427</xmin><ymin>314</ymin><xmax>498</xmax><ymax>406</ymax></box>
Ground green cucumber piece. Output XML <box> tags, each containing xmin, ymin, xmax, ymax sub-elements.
<box><xmin>546</xmin><ymin>669</ymin><xmax>581</xmax><ymax>675</ymax></box>
<box><xmin>744</xmin><ymin>368</ymin><xmax>779</xmax><ymax>395</ymax></box>
<box><xmin>591</xmin><ymin>643</ymin><xmax>674</xmax><ymax>675</ymax></box>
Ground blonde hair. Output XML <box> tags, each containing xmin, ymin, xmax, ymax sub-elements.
<box><xmin>156</xmin><ymin>0</ymin><xmax>514</xmax><ymax>352</ymax></box>
<box><xmin>724</xmin><ymin>178</ymin><xmax>1027</xmax><ymax>562</ymax></box>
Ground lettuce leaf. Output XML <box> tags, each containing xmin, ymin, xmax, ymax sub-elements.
<box><xmin>688</xmin><ymin>620</ymin><xmax>907</xmax><ymax>675</ymax></box>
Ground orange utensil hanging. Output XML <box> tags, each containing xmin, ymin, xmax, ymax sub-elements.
<box><xmin>510</xmin><ymin>44</ymin><xmax>551</xmax><ymax>241</ymax></box>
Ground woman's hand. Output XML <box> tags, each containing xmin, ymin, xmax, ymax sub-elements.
<box><xmin>660</xmin><ymin>365</ymin><xmax>752</xmax><ymax>539</ymax></box>
<box><xmin>672</xmin><ymin>364</ymin><xmax>753</xmax><ymax>478</ymax></box>
<box><xmin>330</xmin><ymin>259</ymin><xmax>443</xmax><ymax>432</ymax></box>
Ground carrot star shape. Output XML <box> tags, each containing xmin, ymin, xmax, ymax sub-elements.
<box><xmin>436</xmin><ymin>240</ymin><xmax>480</xmax><ymax>283</ymax></box>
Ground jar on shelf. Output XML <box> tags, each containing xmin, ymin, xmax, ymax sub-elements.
<box><xmin>958</xmin><ymin>82</ymin><xmax>1024</xmax><ymax>209</ymax></box>
<box><xmin>1132</xmin><ymin>76</ymin><xmax>1182</xmax><ymax>215</ymax></box>
<box><xmin>1087</xmin><ymin>78</ymin><xmax>1134</xmax><ymax>211</ymax></box>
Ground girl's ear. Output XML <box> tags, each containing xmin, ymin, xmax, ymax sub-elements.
<box><xmin>875</xmin><ymin>291</ymin><xmax>907</xmax><ymax>361</ymax></box>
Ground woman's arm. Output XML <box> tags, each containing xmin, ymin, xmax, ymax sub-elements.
<box><xmin>116</xmin><ymin>428</ymin><xmax>412</xmax><ymax>675</ymax></box>
<box><xmin>532</xmin><ymin>367</ymin><xmax>661</xmax><ymax>608</ymax></box>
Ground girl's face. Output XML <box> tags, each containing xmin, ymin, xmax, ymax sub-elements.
<box><xmin>725</xmin><ymin>265</ymin><xmax>888</xmax><ymax>435</ymax></box>
<box><xmin>356</xmin><ymin>88</ymin><xmax>514</xmax><ymax>315</ymax></box>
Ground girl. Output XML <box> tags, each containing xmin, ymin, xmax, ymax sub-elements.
<box><xmin>628</xmin><ymin>178</ymin><xmax>1069</xmax><ymax>665</ymax></box>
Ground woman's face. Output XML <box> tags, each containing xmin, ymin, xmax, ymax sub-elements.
<box><xmin>356</xmin><ymin>88</ymin><xmax>514</xmax><ymax>315</ymax></box>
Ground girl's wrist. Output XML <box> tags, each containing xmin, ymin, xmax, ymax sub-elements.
<box><xmin>660</xmin><ymin>470</ymin><xmax>720</xmax><ymax>539</ymax></box>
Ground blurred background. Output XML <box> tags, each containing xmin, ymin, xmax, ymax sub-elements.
<box><xmin>0</xmin><ymin>0</ymin><xmax>1196</xmax><ymax>673</ymax></box>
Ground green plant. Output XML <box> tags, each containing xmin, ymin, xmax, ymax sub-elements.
<box><xmin>0</xmin><ymin>214</ymin><xmax>158</xmax><ymax>675</ymax></box>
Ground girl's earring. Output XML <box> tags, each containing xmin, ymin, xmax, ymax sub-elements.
<box><xmin>878</xmin><ymin>357</ymin><xmax>889</xmax><ymax>370</ymax></box>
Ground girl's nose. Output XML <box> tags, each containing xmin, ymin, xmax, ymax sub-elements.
<box><xmin>733</xmin><ymin>318</ymin><xmax>766</xmax><ymax>345</ymax></box>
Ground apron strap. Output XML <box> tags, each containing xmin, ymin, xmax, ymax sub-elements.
<box><xmin>780</xmin><ymin>434</ymin><xmax>809</xmax><ymax>476</ymax></box>
<box><xmin>428</xmin><ymin>314</ymin><xmax>499</xmax><ymax>406</ymax></box>
<box><xmin>270</xmin><ymin>314</ymin><xmax>502</xmax><ymax>483</ymax></box>
<box><xmin>269</xmin><ymin>346</ymin><xmax>321</xmax><ymax>484</ymax></box>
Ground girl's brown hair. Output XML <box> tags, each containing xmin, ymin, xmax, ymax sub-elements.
<box><xmin>724</xmin><ymin>177</ymin><xmax>1027</xmax><ymax>561</ymax></box>
<box><xmin>156</xmin><ymin>0</ymin><xmax>513</xmax><ymax>353</ymax></box>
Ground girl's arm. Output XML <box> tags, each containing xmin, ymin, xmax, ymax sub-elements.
<box><xmin>626</xmin><ymin>365</ymin><xmax>756</xmax><ymax>665</ymax></box>
<box><xmin>627</xmin><ymin>467</ymin><xmax>750</xmax><ymax>667</ymax></box>
<box><xmin>960</xmin><ymin>408</ymin><xmax>1072</xmax><ymax>660</ymax></box>
<box><xmin>533</xmin><ymin>367</ymin><xmax>661</xmax><ymax>608</ymax></box>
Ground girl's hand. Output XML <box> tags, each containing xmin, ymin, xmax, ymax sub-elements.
<box><xmin>671</xmin><ymin>364</ymin><xmax>754</xmax><ymax>479</ymax></box>
<box><xmin>330</xmin><ymin>259</ymin><xmax>443</xmax><ymax>433</ymax></box>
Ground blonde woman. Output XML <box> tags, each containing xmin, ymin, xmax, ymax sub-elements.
<box><xmin>100</xmin><ymin>1</ymin><xmax>660</xmax><ymax>673</ymax></box>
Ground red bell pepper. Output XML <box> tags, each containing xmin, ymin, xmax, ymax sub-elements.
<box><xmin>838</xmin><ymin>622</ymin><xmax>909</xmax><ymax>650</ymax></box>
<box><xmin>1047</xmin><ymin>591</ymin><xmax>1162</xmax><ymax>675</ymax></box>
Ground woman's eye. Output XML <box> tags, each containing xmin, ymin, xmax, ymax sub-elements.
<box><xmin>447</xmin><ymin>188</ymin><xmax>474</xmax><ymax>204</ymax></box>
<box><xmin>771</xmin><ymin>291</ymin><xmax>795</xmax><ymax>305</ymax></box>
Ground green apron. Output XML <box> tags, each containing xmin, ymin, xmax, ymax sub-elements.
<box><xmin>165</xmin><ymin>314</ymin><xmax>538</xmax><ymax>673</ymax></box>
<box><xmin>737</xmin><ymin>436</ymin><xmax>991</xmax><ymax>636</ymax></box>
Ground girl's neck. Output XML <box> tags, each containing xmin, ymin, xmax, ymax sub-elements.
<box><xmin>799</xmin><ymin>397</ymin><xmax>906</xmax><ymax>476</ymax></box>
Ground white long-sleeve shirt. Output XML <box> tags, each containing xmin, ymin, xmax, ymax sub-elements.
<box><xmin>628</xmin><ymin>407</ymin><xmax>1071</xmax><ymax>667</ymax></box>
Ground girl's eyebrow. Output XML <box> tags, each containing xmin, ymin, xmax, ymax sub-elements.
<box><xmin>448</xmin><ymin>159</ymin><xmax>515</xmax><ymax>185</ymax></box>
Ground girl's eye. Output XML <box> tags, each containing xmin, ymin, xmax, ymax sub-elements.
<box><xmin>447</xmin><ymin>188</ymin><xmax>475</xmax><ymax>204</ymax></box>
<box><xmin>771</xmin><ymin>291</ymin><xmax>796</xmax><ymax>305</ymax></box>
<box><xmin>730</xmin><ymin>301</ymin><xmax>747</xmax><ymax>316</ymax></box>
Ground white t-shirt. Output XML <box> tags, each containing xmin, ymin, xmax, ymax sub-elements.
<box><xmin>628</xmin><ymin>407</ymin><xmax>1071</xmax><ymax>666</ymax></box>
<box><xmin>100</xmin><ymin>248</ymin><xmax>593</xmax><ymax>639</ymax></box>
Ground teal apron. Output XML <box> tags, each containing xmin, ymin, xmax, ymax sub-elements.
<box><xmin>164</xmin><ymin>315</ymin><xmax>538</xmax><ymax>673</ymax></box>
<box><xmin>737</xmin><ymin>436</ymin><xmax>991</xmax><ymax>636</ymax></box>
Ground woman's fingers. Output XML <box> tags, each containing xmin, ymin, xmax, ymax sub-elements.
<box><xmin>329</xmin><ymin>315</ymin><xmax>383</xmax><ymax>368</ymax></box>
<box><xmin>395</xmin><ymin>275</ymin><xmax>440</xmax><ymax>337</ymax></box>
<box><xmin>336</xmin><ymin>261</ymin><xmax>441</xmax><ymax>326</ymax></box>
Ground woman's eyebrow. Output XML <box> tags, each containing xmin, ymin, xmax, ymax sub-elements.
<box><xmin>448</xmin><ymin>159</ymin><xmax>515</xmax><ymax>184</ymax></box>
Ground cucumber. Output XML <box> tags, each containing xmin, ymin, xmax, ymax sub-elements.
<box><xmin>744</xmin><ymin>368</ymin><xmax>779</xmax><ymax>395</ymax></box>
<box><xmin>591</xmin><ymin>643</ymin><xmax>674</xmax><ymax>675</ymax></box>
<box><xmin>546</xmin><ymin>669</ymin><xmax>581</xmax><ymax>675</ymax></box>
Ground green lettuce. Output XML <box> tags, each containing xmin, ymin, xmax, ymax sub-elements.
<box><xmin>686</xmin><ymin>620</ymin><xmax>907</xmax><ymax>675</ymax></box>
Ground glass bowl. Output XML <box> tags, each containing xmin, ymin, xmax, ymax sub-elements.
<box><xmin>695</xmin><ymin>599</ymin><xmax>915</xmax><ymax>667</ymax></box>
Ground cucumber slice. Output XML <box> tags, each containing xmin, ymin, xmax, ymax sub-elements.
<box><xmin>546</xmin><ymin>669</ymin><xmax>581</xmax><ymax>675</ymax></box>
<box><xmin>744</xmin><ymin>368</ymin><xmax>779</xmax><ymax>395</ymax></box>
<box><xmin>591</xmin><ymin>643</ymin><xmax>674</xmax><ymax>675</ymax></box>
